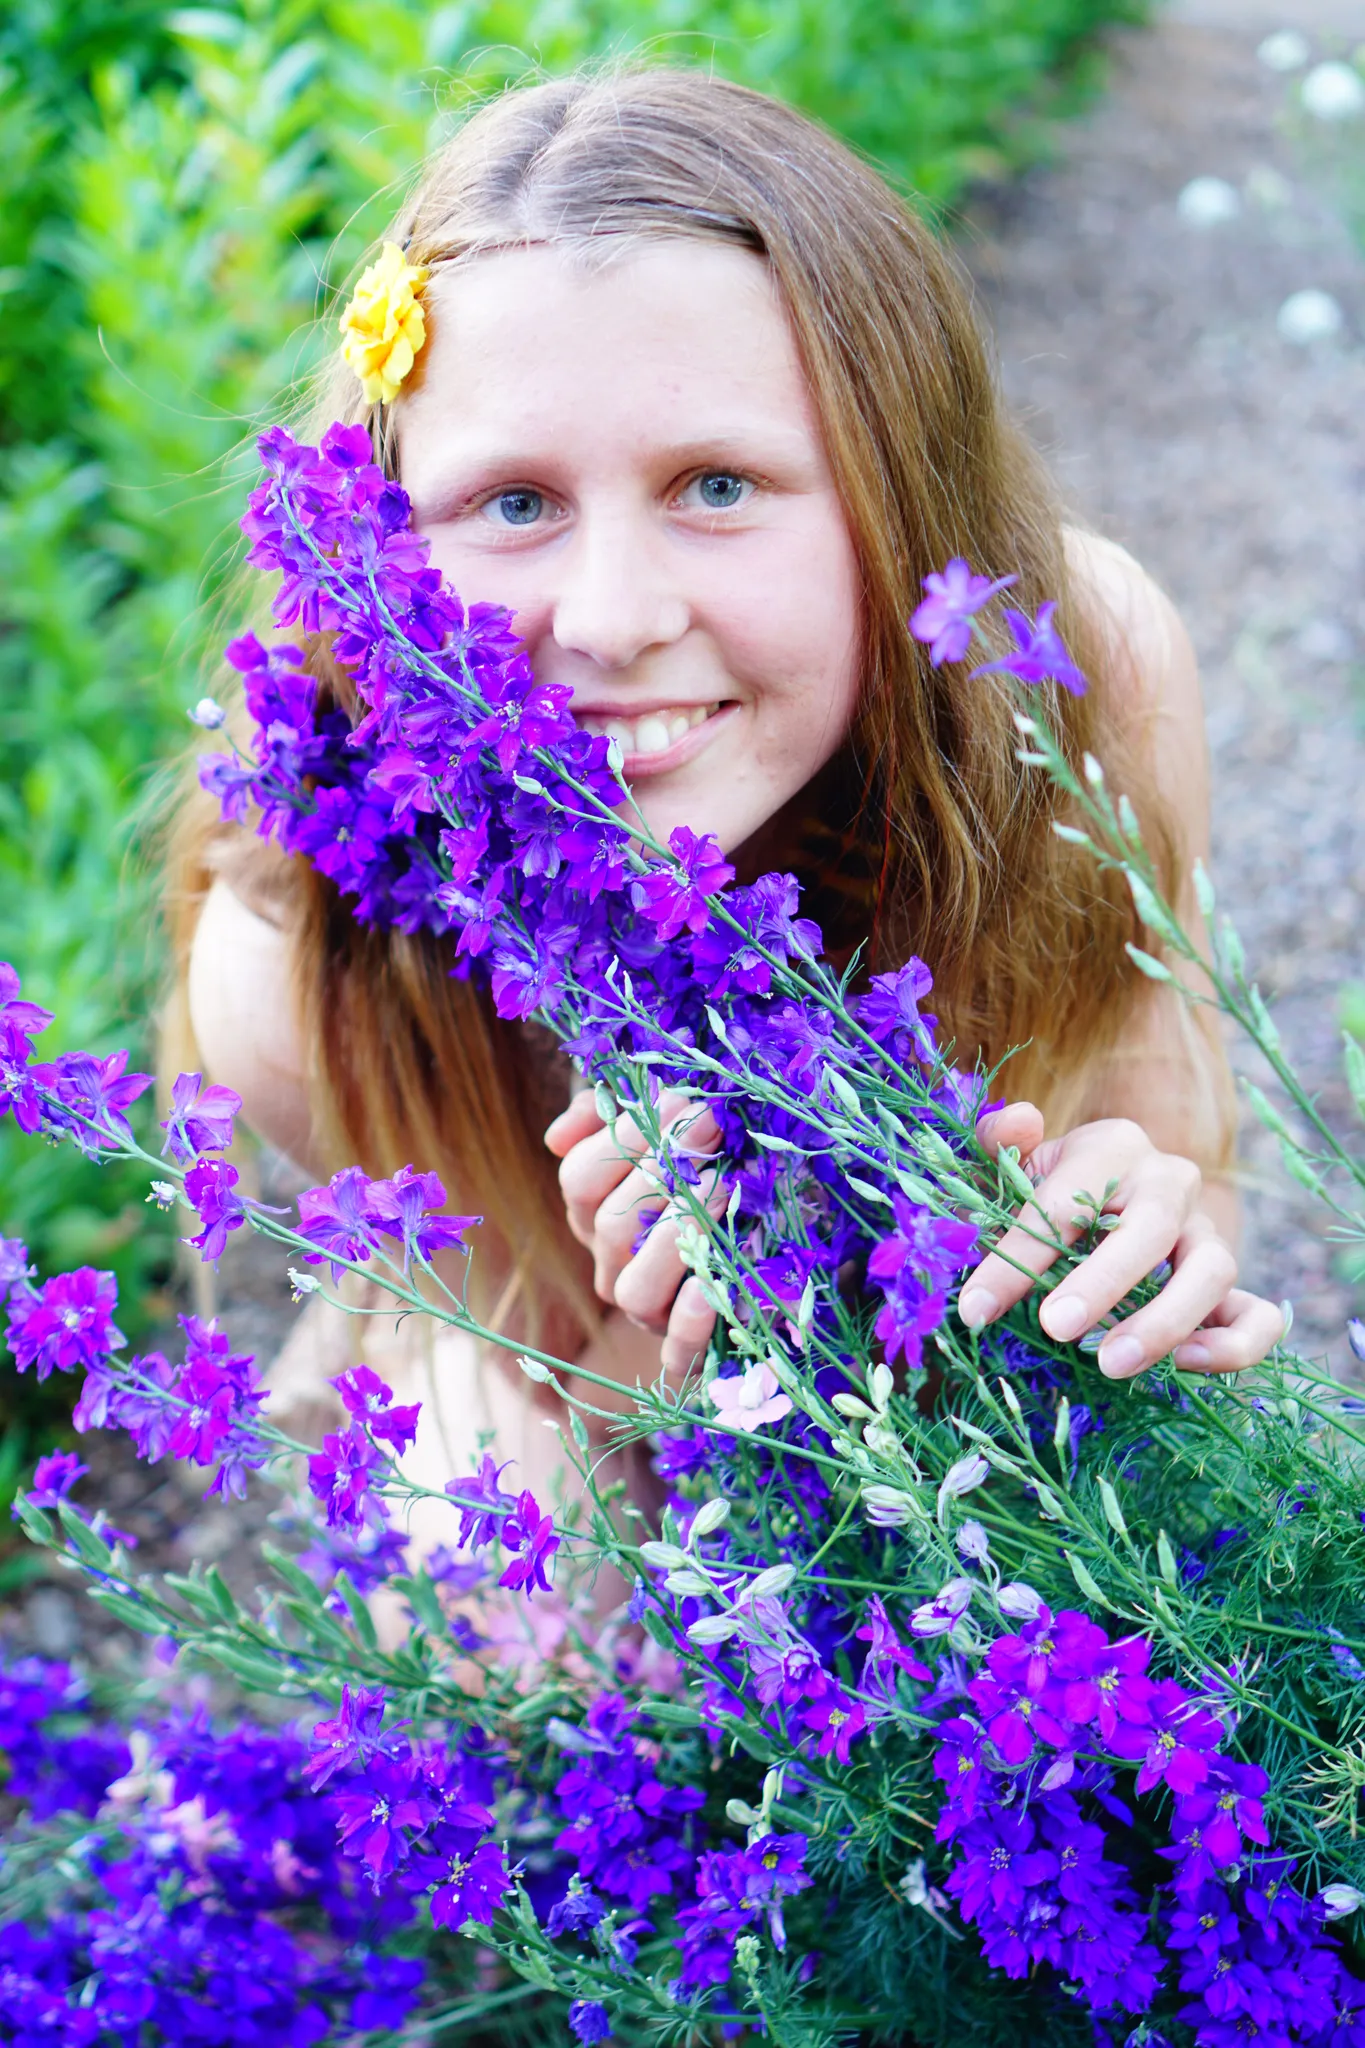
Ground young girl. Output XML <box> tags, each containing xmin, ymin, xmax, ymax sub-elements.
<box><xmin>170</xmin><ymin>68</ymin><xmax>1282</xmax><ymax>1553</ymax></box>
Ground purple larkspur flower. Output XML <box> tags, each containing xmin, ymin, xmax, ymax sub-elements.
<box><xmin>431</xmin><ymin>1837</ymin><xmax>509</xmax><ymax>1930</ymax></box>
<box><xmin>632</xmin><ymin>826</ymin><xmax>734</xmax><ymax>940</ymax></box>
<box><xmin>867</xmin><ymin>1196</ymin><xmax>977</xmax><ymax>1367</ymax></box>
<box><xmin>366</xmin><ymin>1165</ymin><xmax>478</xmax><ymax>1269</ymax></box>
<box><xmin>800</xmin><ymin>1687</ymin><xmax>866</xmax><ymax>1764</ymax></box>
<box><xmin>308</xmin><ymin>1424</ymin><xmax>386</xmax><ymax>1530</ymax></box>
<box><xmin>970</xmin><ymin>601</ymin><xmax>1087</xmax><ymax>696</ymax></box>
<box><xmin>446</xmin><ymin>1452</ymin><xmax>515</xmax><ymax>1549</ymax></box>
<box><xmin>159</xmin><ymin>1070</ymin><xmax>242</xmax><ymax>1164</ymax></box>
<box><xmin>568</xmin><ymin>1999</ymin><xmax>612</xmax><ymax>2044</ymax></box>
<box><xmin>182</xmin><ymin>1157</ymin><xmax>249</xmax><ymax>1260</ymax></box>
<box><xmin>305</xmin><ymin>1684</ymin><xmax>389</xmax><ymax>1789</ymax></box>
<box><xmin>331</xmin><ymin>1751</ymin><xmax>428</xmax><ymax>1883</ymax></box>
<box><xmin>31</xmin><ymin>1048</ymin><xmax>152</xmax><ymax>1155</ymax></box>
<box><xmin>331</xmin><ymin>1365</ymin><xmax>420</xmax><ymax>1455</ymax></box>
<box><xmin>0</xmin><ymin>1239</ymin><xmax>32</xmax><ymax>1308</ymax></box>
<box><xmin>5</xmin><ymin>1268</ymin><xmax>123</xmax><ymax>1381</ymax></box>
<box><xmin>1109</xmin><ymin>1680</ymin><xmax>1225</xmax><ymax>1796</ymax></box>
<box><xmin>297</xmin><ymin>1166</ymin><xmax>385</xmax><ymax>1277</ymax></box>
<box><xmin>909</xmin><ymin>559</ymin><xmax>1017</xmax><ymax>666</ymax></box>
<box><xmin>21</xmin><ymin>1451</ymin><xmax>88</xmax><ymax>1511</ymax></box>
<box><xmin>855</xmin><ymin>957</ymin><xmax>938</xmax><ymax>1063</ymax></box>
<box><xmin>498</xmin><ymin>1488</ymin><xmax>559</xmax><ymax>1597</ymax></box>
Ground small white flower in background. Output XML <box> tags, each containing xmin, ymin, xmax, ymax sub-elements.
<box><xmin>706</xmin><ymin>1359</ymin><xmax>793</xmax><ymax>1433</ymax></box>
<box><xmin>1321</xmin><ymin>1883</ymin><xmax>1365</xmax><ymax>1919</ymax></box>
<box><xmin>287</xmin><ymin>1267</ymin><xmax>322</xmax><ymax>1300</ymax></box>
<box><xmin>1176</xmin><ymin>176</ymin><xmax>1241</xmax><ymax>228</ymax></box>
<box><xmin>956</xmin><ymin>1519</ymin><xmax>991</xmax><ymax>1564</ymax></box>
<box><xmin>898</xmin><ymin>1859</ymin><xmax>957</xmax><ymax>1932</ymax></box>
<box><xmin>1302</xmin><ymin>60</ymin><xmax>1365</xmax><ymax>120</ymax></box>
<box><xmin>145</xmin><ymin>1180</ymin><xmax>178</xmax><ymax>1209</ymax></box>
<box><xmin>1257</xmin><ymin>28</ymin><xmax>1311</xmax><ymax>72</ymax></box>
<box><xmin>998</xmin><ymin>1581</ymin><xmax>1046</xmax><ymax>1620</ymax></box>
<box><xmin>187</xmin><ymin>697</ymin><xmax>226</xmax><ymax>729</ymax></box>
<box><xmin>1246</xmin><ymin>164</ymin><xmax>1294</xmax><ymax>210</ymax></box>
<box><xmin>1277</xmin><ymin>288</ymin><xmax>1346</xmax><ymax>345</ymax></box>
<box><xmin>910</xmin><ymin>1576</ymin><xmax>974</xmax><ymax>1637</ymax></box>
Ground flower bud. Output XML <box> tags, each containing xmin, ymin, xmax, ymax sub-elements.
<box><xmin>689</xmin><ymin>1496</ymin><xmax>732</xmax><ymax>1540</ymax></box>
<box><xmin>998</xmin><ymin>1582</ymin><xmax>1045</xmax><ymax>1620</ymax></box>
<box><xmin>188</xmin><ymin>697</ymin><xmax>226</xmax><ymax>729</ymax></box>
<box><xmin>1321</xmin><ymin>1884</ymin><xmax>1365</xmax><ymax>1920</ymax></box>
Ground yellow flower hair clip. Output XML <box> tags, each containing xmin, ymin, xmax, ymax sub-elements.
<box><xmin>339</xmin><ymin>242</ymin><xmax>431</xmax><ymax>407</ymax></box>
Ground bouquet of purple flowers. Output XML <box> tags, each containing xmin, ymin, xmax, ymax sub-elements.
<box><xmin>3</xmin><ymin>423</ymin><xmax>1365</xmax><ymax>2048</ymax></box>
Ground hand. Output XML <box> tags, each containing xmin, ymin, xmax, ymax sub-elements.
<box><xmin>963</xmin><ymin>1102</ymin><xmax>1284</xmax><ymax>1379</ymax></box>
<box><xmin>544</xmin><ymin>1090</ymin><xmax>724</xmax><ymax>1375</ymax></box>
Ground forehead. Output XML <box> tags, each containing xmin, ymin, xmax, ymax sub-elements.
<box><xmin>396</xmin><ymin>238</ymin><xmax>821</xmax><ymax>478</ymax></box>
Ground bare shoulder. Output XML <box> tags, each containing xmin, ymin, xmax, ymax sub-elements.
<box><xmin>1062</xmin><ymin>527</ymin><xmax>1207</xmax><ymax>836</ymax></box>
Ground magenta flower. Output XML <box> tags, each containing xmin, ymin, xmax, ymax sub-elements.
<box><xmin>909</xmin><ymin>559</ymin><xmax>1017</xmax><ymax>665</ymax></box>
<box><xmin>331</xmin><ymin>1365</ymin><xmax>420</xmax><ymax>1455</ymax></box>
<box><xmin>498</xmin><ymin>1488</ymin><xmax>559</xmax><ymax>1597</ymax></box>
<box><xmin>297</xmin><ymin>1166</ymin><xmax>385</xmax><ymax>1277</ymax></box>
<box><xmin>6</xmin><ymin>1268</ymin><xmax>123</xmax><ymax>1380</ymax></box>
<box><xmin>446</xmin><ymin>1452</ymin><xmax>515</xmax><ymax>1549</ymax></box>
<box><xmin>159</xmin><ymin>1071</ymin><xmax>242</xmax><ymax>1163</ymax></box>
<box><xmin>367</xmin><ymin>1165</ymin><xmax>478</xmax><ymax>1269</ymax></box>
<box><xmin>308</xmin><ymin>1423</ymin><xmax>386</xmax><ymax>1530</ymax></box>
<box><xmin>182</xmin><ymin>1157</ymin><xmax>249</xmax><ymax>1261</ymax></box>
<box><xmin>970</xmin><ymin>601</ymin><xmax>1087</xmax><ymax>695</ymax></box>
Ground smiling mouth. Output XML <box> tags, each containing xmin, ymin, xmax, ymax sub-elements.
<box><xmin>574</xmin><ymin>701</ymin><xmax>725</xmax><ymax>759</ymax></box>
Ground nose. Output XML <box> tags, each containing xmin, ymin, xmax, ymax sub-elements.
<box><xmin>550</xmin><ymin>508</ymin><xmax>690</xmax><ymax>670</ymax></box>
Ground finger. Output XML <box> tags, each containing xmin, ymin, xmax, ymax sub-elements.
<box><xmin>1093</xmin><ymin>1217</ymin><xmax>1238</xmax><ymax>1379</ymax></box>
<box><xmin>608</xmin><ymin>1168</ymin><xmax>728</xmax><ymax>1322</ymax></box>
<box><xmin>661</xmin><ymin>1278</ymin><xmax>718</xmax><ymax>1377</ymax></box>
<box><xmin>976</xmin><ymin>1099</ymin><xmax>1046</xmax><ymax>1162</ymax></box>
<box><xmin>558</xmin><ymin>1124</ymin><xmax>645</xmax><ymax>1245</ymax></box>
<box><xmin>959</xmin><ymin>1122</ymin><xmax>1158</xmax><ymax>1329</ymax></box>
<box><xmin>1171</xmin><ymin>1289</ymin><xmax>1286</xmax><ymax>1375</ymax></box>
<box><xmin>544</xmin><ymin>1087</ymin><xmax>604</xmax><ymax>1157</ymax></box>
<box><xmin>1035</xmin><ymin>1157</ymin><xmax>1202</xmax><ymax>1345</ymax></box>
<box><xmin>589</xmin><ymin>1159</ymin><xmax>678</xmax><ymax>1301</ymax></box>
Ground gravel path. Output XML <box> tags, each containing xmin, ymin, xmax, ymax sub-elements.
<box><xmin>965</xmin><ymin>0</ymin><xmax>1365</xmax><ymax>1365</ymax></box>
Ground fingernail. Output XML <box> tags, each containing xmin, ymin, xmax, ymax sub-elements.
<box><xmin>957</xmin><ymin>1288</ymin><xmax>999</xmax><ymax>1330</ymax></box>
<box><xmin>1044</xmin><ymin>1295</ymin><xmax>1089</xmax><ymax>1342</ymax></box>
<box><xmin>1099</xmin><ymin>1336</ymin><xmax>1143</xmax><ymax>1377</ymax></box>
<box><xmin>1175</xmin><ymin>1342</ymin><xmax>1211</xmax><ymax>1368</ymax></box>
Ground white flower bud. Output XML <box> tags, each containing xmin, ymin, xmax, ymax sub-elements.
<box><xmin>188</xmin><ymin>697</ymin><xmax>226</xmax><ymax>729</ymax></box>
<box><xmin>689</xmin><ymin>1497</ymin><xmax>732</xmax><ymax>1540</ymax></box>
<box><xmin>1321</xmin><ymin>1883</ymin><xmax>1365</xmax><ymax>1920</ymax></box>
<box><xmin>998</xmin><ymin>1582</ymin><xmax>1045</xmax><ymax>1620</ymax></box>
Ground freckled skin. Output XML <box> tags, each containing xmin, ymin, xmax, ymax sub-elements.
<box><xmin>397</xmin><ymin>240</ymin><xmax>863</xmax><ymax>857</ymax></box>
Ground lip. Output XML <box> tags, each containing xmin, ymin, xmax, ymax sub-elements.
<box><xmin>576</xmin><ymin>700</ymin><xmax>742</xmax><ymax>778</ymax></box>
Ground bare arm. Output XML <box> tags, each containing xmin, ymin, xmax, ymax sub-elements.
<box><xmin>186</xmin><ymin>876</ymin><xmax>323</xmax><ymax>1176</ymax></box>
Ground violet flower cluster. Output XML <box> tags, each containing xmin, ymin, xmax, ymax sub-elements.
<box><xmin>4</xmin><ymin>426</ymin><xmax>1365</xmax><ymax>2044</ymax></box>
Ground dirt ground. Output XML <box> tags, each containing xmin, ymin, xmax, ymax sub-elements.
<box><xmin>9</xmin><ymin>0</ymin><xmax>1365</xmax><ymax>1661</ymax></box>
<box><xmin>965</xmin><ymin>0</ymin><xmax>1365</xmax><ymax>1366</ymax></box>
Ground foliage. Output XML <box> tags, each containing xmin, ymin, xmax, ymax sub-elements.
<box><xmin>2</xmin><ymin>445</ymin><xmax>1365</xmax><ymax>2043</ymax></box>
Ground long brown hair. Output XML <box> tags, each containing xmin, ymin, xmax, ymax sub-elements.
<box><xmin>165</xmin><ymin>66</ymin><xmax>1205</xmax><ymax>1350</ymax></box>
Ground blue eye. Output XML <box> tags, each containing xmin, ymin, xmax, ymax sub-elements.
<box><xmin>489</xmin><ymin>488</ymin><xmax>543</xmax><ymax>526</ymax></box>
<box><xmin>695</xmin><ymin>472</ymin><xmax>747</xmax><ymax>510</ymax></box>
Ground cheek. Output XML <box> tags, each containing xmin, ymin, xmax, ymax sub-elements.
<box><xmin>720</xmin><ymin>523</ymin><xmax>862</xmax><ymax>748</ymax></box>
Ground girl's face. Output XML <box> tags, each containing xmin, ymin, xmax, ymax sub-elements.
<box><xmin>397</xmin><ymin>240</ymin><xmax>862</xmax><ymax>854</ymax></box>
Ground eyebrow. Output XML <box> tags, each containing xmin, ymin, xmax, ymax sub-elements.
<box><xmin>402</xmin><ymin>427</ymin><xmax>818</xmax><ymax>516</ymax></box>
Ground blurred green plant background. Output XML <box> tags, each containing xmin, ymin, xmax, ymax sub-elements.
<box><xmin>0</xmin><ymin>0</ymin><xmax>1144</xmax><ymax>1422</ymax></box>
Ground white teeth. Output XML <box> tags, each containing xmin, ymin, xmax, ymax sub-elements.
<box><xmin>632</xmin><ymin>715</ymin><xmax>672</xmax><ymax>756</ymax></box>
<box><xmin>577</xmin><ymin>703</ymin><xmax>723</xmax><ymax>755</ymax></box>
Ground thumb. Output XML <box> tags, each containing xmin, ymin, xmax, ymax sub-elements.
<box><xmin>976</xmin><ymin>1098</ymin><xmax>1046</xmax><ymax>1163</ymax></box>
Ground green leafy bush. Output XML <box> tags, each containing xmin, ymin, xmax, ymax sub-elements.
<box><xmin>0</xmin><ymin>0</ymin><xmax>1145</xmax><ymax>1396</ymax></box>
